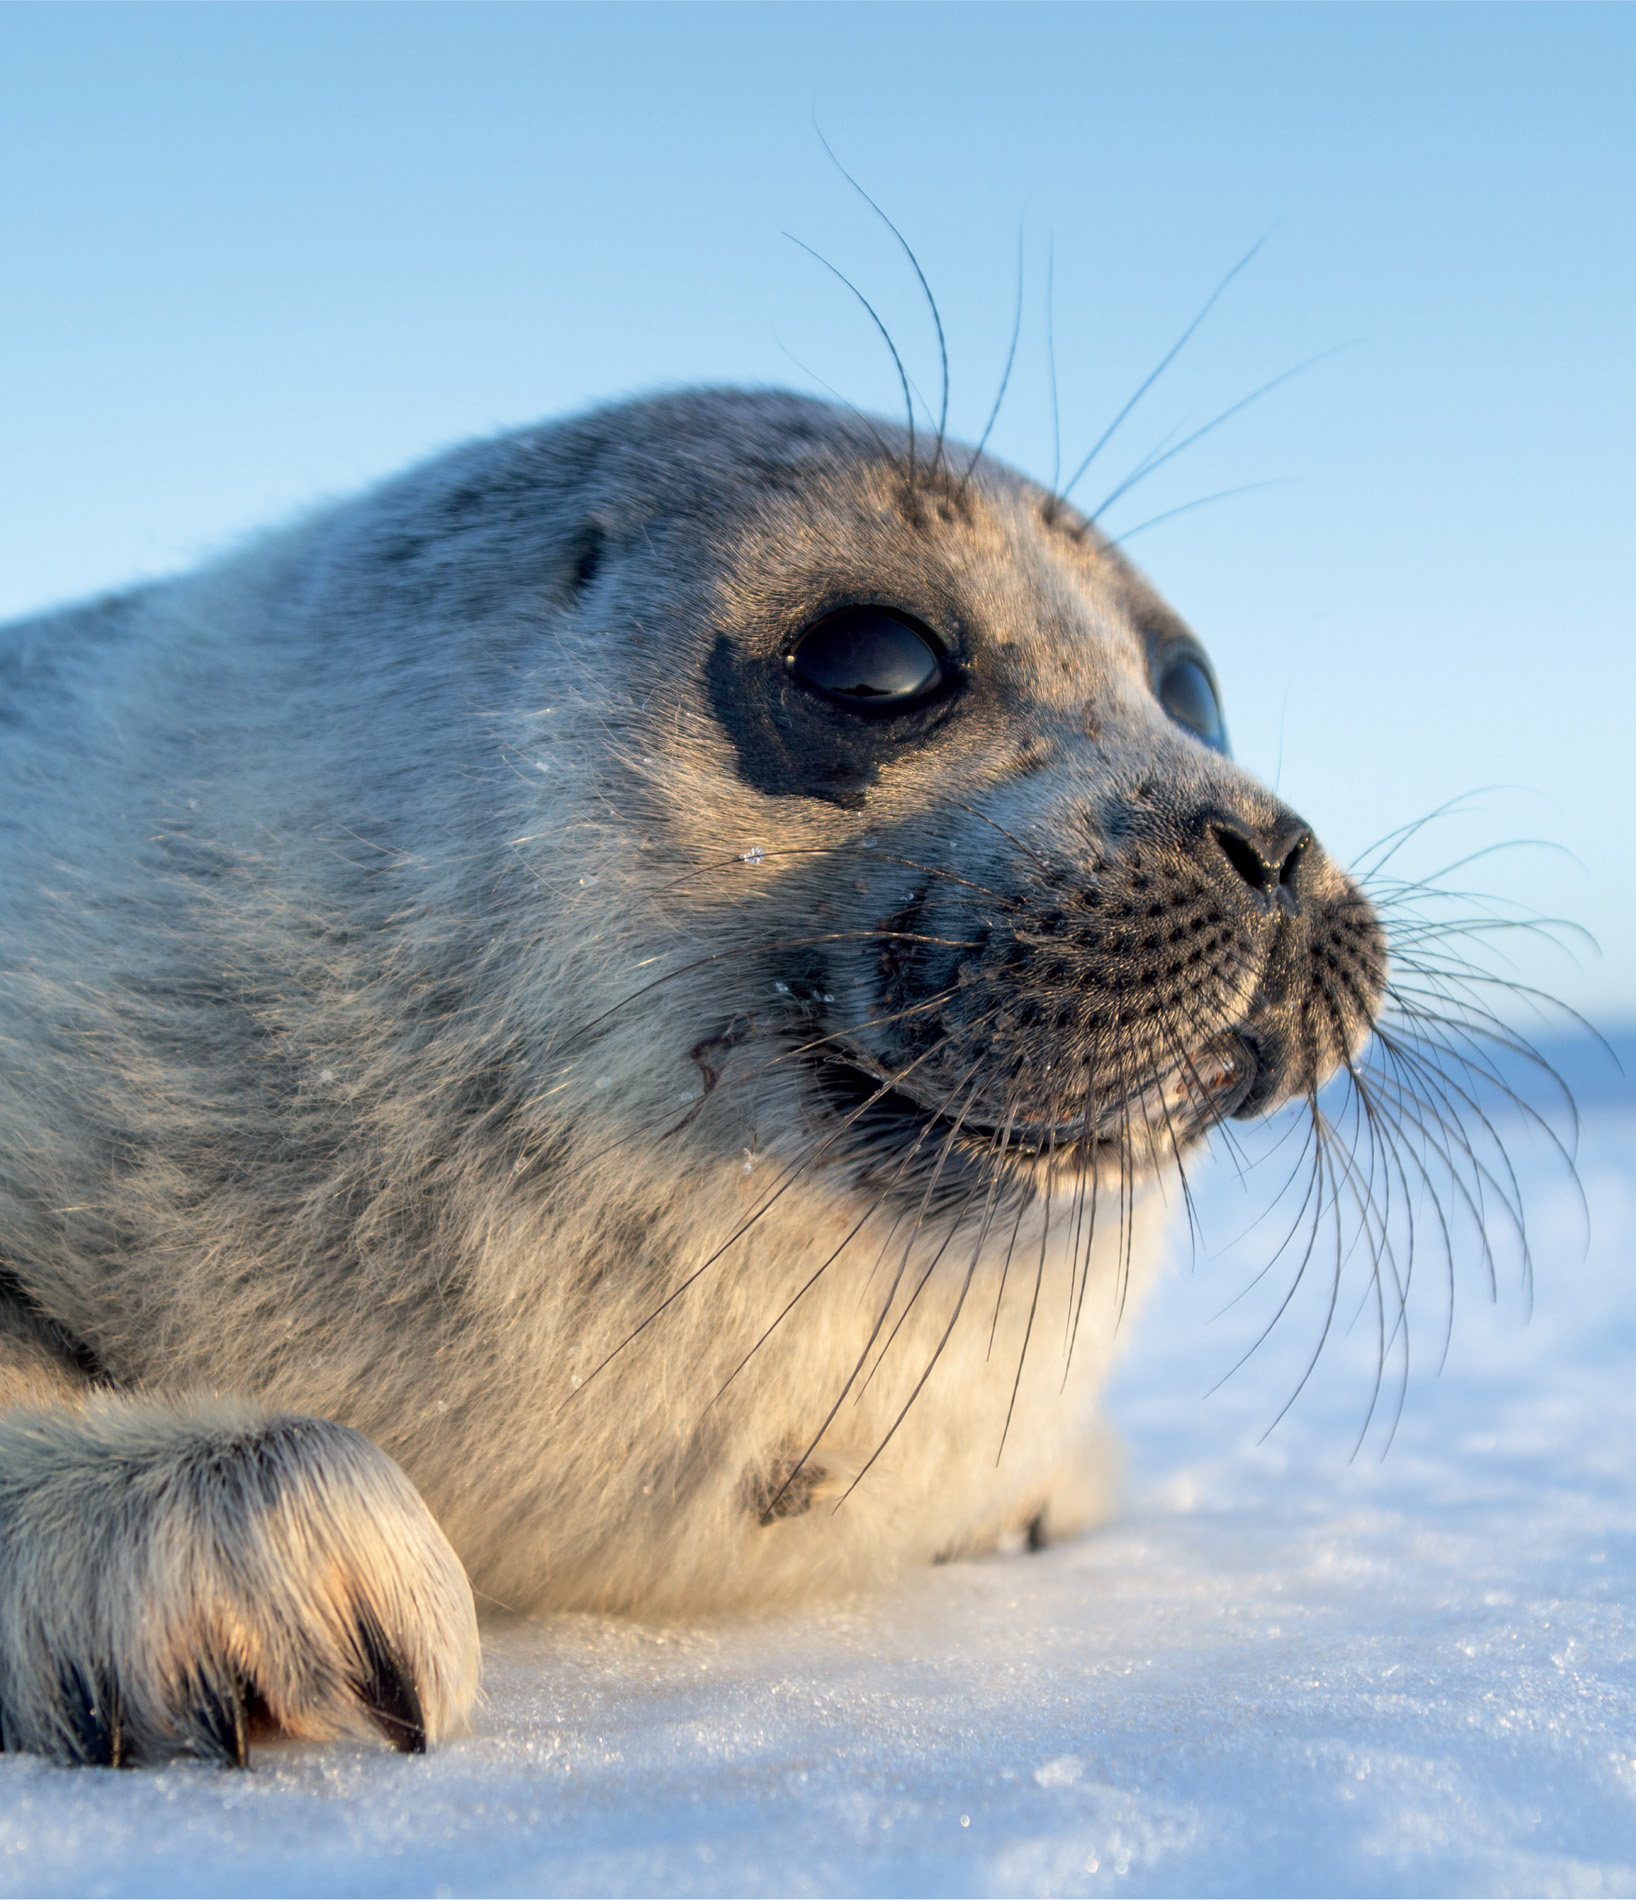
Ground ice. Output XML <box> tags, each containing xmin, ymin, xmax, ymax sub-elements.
<box><xmin>2</xmin><ymin>1036</ymin><xmax>1633</xmax><ymax>1897</ymax></box>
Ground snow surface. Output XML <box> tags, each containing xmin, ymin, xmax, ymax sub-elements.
<box><xmin>2</xmin><ymin>1037</ymin><xmax>1634</xmax><ymax>1898</ymax></box>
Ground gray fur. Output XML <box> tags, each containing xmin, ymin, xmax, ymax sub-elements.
<box><xmin>0</xmin><ymin>389</ymin><xmax>1381</xmax><ymax>1763</ymax></box>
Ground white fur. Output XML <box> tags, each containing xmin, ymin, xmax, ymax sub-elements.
<box><xmin>0</xmin><ymin>389</ymin><xmax>1378</xmax><ymax>1761</ymax></box>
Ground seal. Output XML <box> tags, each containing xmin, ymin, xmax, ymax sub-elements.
<box><xmin>0</xmin><ymin>388</ymin><xmax>1386</xmax><ymax>1764</ymax></box>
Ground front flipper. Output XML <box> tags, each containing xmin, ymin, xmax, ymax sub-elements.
<box><xmin>0</xmin><ymin>1400</ymin><xmax>478</xmax><ymax>1765</ymax></box>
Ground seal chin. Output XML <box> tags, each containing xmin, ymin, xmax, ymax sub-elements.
<box><xmin>815</xmin><ymin>1032</ymin><xmax>1257</xmax><ymax>1167</ymax></box>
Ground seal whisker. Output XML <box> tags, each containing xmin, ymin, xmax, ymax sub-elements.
<box><xmin>544</xmin><ymin>926</ymin><xmax>982</xmax><ymax>1058</ymax></box>
<box><xmin>1089</xmin><ymin>347</ymin><xmax>1344</xmax><ymax>526</ymax></box>
<box><xmin>813</xmin><ymin>131</ymin><xmax>951</xmax><ymax>480</ymax></box>
<box><xmin>784</xmin><ymin>234</ymin><xmax>917</xmax><ymax>493</ymax></box>
<box><xmin>564</xmin><ymin>1015</ymin><xmax>998</xmax><ymax>1404</ymax></box>
<box><xmin>757</xmin><ymin>1048</ymin><xmax>1008</xmax><ymax>1522</ymax></box>
<box><xmin>1059</xmin><ymin>237</ymin><xmax>1266</xmax><ymax>504</ymax></box>
<box><xmin>959</xmin><ymin>222</ymin><xmax>1027</xmax><ymax>492</ymax></box>
<box><xmin>993</xmin><ymin>1097</ymin><xmax>1066</xmax><ymax>1464</ymax></box>
<box><xmin>847</xmin><ymin>1060</ymin><xmax>1008</xmax><ymax>1398</ymax></box>
<box><xmin>834</xmin><ymin>1170</ymin><xmax>1003</xmax><ymax>1511</ymax></box>
<box><xmin>1104</xmin><ymin>480</ymin><xmax>1293</xmax><ymax>549</ymax></box>
<box><xmin>511</xmin><ymin>978</ymin><xmax>975</xmax><ymax>1190</ymax></box>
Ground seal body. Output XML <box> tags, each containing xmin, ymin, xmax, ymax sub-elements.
<box><xmin>0</xmin><ymin>390</ymin><xmax>1384</xmax><ymax>1760</ymax></box>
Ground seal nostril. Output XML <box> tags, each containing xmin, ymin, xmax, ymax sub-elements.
<box><xmin>1211</xmin><ymin>824</ymin><xmax>1273</xmax><ymax>896</ymax></box>
<box><xmin>1279</xmin><ymin>832</ymin><xmax>1311</xmax><ymax>887</ymax></box>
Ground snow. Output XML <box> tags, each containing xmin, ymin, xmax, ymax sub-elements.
<box><xmin>3</xmin><ymin>1037</ymin><xmax>1634</xmax><ymax>1898</ymax></box>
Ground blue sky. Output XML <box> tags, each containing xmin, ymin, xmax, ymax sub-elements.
<box><xmin>2</xmin><ymin>2</ymin><xmax>1631</xmax><ymax>1018</ymax></box>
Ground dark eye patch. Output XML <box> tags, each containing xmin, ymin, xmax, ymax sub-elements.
<box><xmin>788</xmin><ymin>607</ymin><xmax>946</xmax><ymax>713</ymax></box>
<box><xmin>1158</xmin><ymin>656</ymin><xmax>1229</xmax><ymax>753</ymax></box>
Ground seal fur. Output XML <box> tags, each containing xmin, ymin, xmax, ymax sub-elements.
<box><xmin>0</xmin><ymin>388</ymin><xmax>1385</xmax><ymax>1761</ymax></box>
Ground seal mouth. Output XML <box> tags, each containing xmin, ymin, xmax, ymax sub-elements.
<box><xmin>814</xmin><ymin>1034</ymin><xmax>1257</xmax><ymax>1162</ymax></box>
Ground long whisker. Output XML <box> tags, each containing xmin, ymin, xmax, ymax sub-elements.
<box><xmin>813</xmin><ymin>121</ymin><xmax>949</xmax><ymax>473</ymax></box>
<box><xmin>562</xmin><ymin>1017</ymin><xmax>992</xmax><ymax>1404</ymax></box>
<box><xmin>785</xmin><ymin>234</ymin><xmax>916</xmax><ymax>491</ymax></box>
<box><xmin>1089</xmin><ymin>348</ymin><xmax>1344</xmax><ymax>524</ymax></box>
<box><xmin>962</xmin><ymin>224</ymin><xmax>1027</xmax><ymax>491</ymax></box>
<box><xmin>760</xmin><ymin>1049</ymin><xmax>1006</xmax><ymax>1520</ymax></box>
<box><xmin>1059</xmin><ymin>237</ymin><xmax>1266</xmax><ymax>503</ymax></box>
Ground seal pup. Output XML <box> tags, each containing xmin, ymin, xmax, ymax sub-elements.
<box><xmin>0</xmin><ymin>388</ymin><xmax>1386</xmax><ymax>1765</ymax></box>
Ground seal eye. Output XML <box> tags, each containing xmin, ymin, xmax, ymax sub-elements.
<box><xmin>788</xmin><ymin>607</ymin><xmax>945</xmax><ymax>712</ymax></box>
<box><xmin>1158</xmin><ymin>656</ymin><xmax>1229</xmax><ymax>753</ymax></box>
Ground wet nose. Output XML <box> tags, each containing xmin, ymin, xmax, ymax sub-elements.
<box><xmin>1208</xmin><ymin>814</ymin><xmax>1312</xmax><ymax>906</ymax></box>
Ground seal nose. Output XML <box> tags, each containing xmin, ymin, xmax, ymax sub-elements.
<box><xmin>1209</xmin><ymin>816</ymin><xmax>1312</xmax><ymax>907</ymax></box>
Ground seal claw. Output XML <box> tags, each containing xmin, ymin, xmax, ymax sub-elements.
<box><xmin>189</xmin><ymin>1671</ymin><xmax>251</xmax><ymax>1769</ymax></box>
<box><xmin>59</xmin><ymin>1662</ymin><xmax>122</xmax><ymax>1767</ymax></box>
<box><xmin>352</xmin><ymin>1611</ymin><xmax>427</xmax><ymax>1754</ymax></box>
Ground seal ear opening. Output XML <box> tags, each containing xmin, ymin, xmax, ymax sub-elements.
<box><xmin>570</xmin><ymin>527</ymin><xmax>605</xmax><ymax>595</ymax></box>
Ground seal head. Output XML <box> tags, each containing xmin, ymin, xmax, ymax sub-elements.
<box><xmin>538</xmin><ymin>389</ymin><xmax>1389</xmax><ymax>1203</ymax></box>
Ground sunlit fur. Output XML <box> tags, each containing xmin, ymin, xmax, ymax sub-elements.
<box><xmin>0</xmin><ymin>1403</ymin><xmax>477</xmax><ymax>1764</ymax></box>
<box><xmin>0</xmin><ymin>387</ymin><xmax>1533</xmax><ymax>1767</ymax></box>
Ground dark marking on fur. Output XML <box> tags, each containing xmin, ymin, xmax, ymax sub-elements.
<box><xmin>189</xmin><ymin>1671</ymin><xmax>251</xmax><ymax>1769</ymax></box>
<box><xmin>689</xmin><ymin>1015</ymin><xmax>756</xmax><ymax>1096</ymax></box>
<box><xmin>745</xmin><ymin>1457</ymin><xmax>828</xmax><ymax>1525</ymax></box>
<box><xmin>702</xmin><ymin>611</ymin><xmax>976</xmax><ymax>811</ymax></box>
<box><xmin>0</xmin><ymin>1268</ymin><xmax>106</xmax><ymax>1384</ymax></box>
<box><xmin>353</xmin><ymin>1610</ymin><xmax>427</xmax><ymax>1754</ymax></box>
<box><xmin>571</xmin><ymin>526</ymin><xmax>605</xmax><ymax>594</ymax></box>
<box><xmin>59</xmin><ymin>1662</ymin><xmax>123</xmax><ymax>1767</ymax></box>
<box><xmin>660</xmin><ymin>1015</ymin><xmax>757</xmax><ymax>1142</ymax></box>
